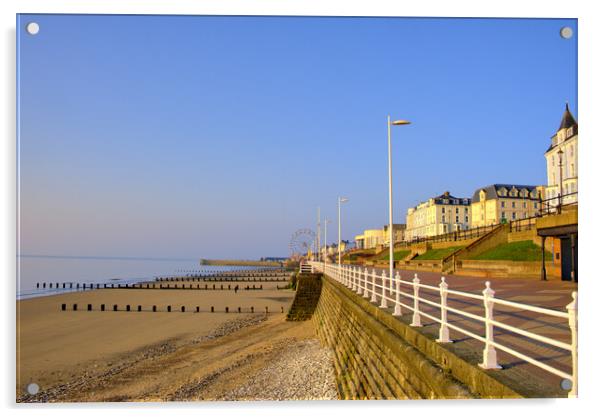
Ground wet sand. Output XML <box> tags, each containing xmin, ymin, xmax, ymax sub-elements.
<box><xmin>16</xmin><ymin>281</ymin><xmax>307</xmax><ymax>401</ymax></box>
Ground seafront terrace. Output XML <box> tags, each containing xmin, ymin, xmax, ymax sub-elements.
<box><xmin>308</xmin><ymin>261</ymin><xmax>577</xmax><ymax>398</ymax></box>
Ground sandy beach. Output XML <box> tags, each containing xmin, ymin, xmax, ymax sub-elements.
<box><xmin>16</xmin><ymin>280</ymin><xmax>338</xmax><ymax>402</ymax></box>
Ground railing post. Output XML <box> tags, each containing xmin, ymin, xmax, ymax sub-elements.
<box><xmin>351</xmin><ymin>266</ymin><xmax>357</xmax><ymax>291</ymax></box>
<box><xmin>363</xmin><ymin>268</ymin><xmax>370</xmax><ymax>298</ymax></box>
<box><xmin>411</xmin><ymin>274</ymin><xmax>422</xmax><ymax>327</ymax></box>
<box><xmin>437</xmin><ymin>277</ymin><xmax>452</xmax><ymax>343</ymax></box>
<box><xmin>370</xmin><ymin>269</ymin><xmax>378</xmax><ymax>303</ymax></box>
<box><xmin>356</xmin><ymin>267</ymin><xmax>363</xmax><ymax>295</ymax></box>
<box><xmin>393</xmin><ymin>271</ymin><xmax>402</xmax><ymax>317</ymax></box>
<box><xmin>479</xmin><ymin>281</ymin><xmax>501</xmax><ymax>369</ymax></box>
<box><xmin>346</xmin><ymin>265</ymin><xmax>350</xmax><ymax>288</ymax></box>
<box><xmin>379</xmin><ymin>271</ymin><xmax>388</xmax><ymax>308</ymax></box>
<box><xmin>567</xmin><ymin>291</ymin><xmax>578</xmax><ymax>398</ymax></box>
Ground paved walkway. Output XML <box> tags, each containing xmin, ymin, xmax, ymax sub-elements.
<box><xmin>330</xmin><ymin>265</ymin><xmax>577</xmax><ymax>398</ymax></box>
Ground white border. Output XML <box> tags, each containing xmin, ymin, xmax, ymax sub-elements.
<box><xmin>2</xmin><ymin>1</ymin><xmax>600</xmax><ymax>417</ymax></box>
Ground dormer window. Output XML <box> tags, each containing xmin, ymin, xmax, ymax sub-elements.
<box><xmin>558</xmin><ymin>130</ymin><xmax>565</xmax><ymax>141</ymax></box>
<box><xmin>567</xmin><ymin>126</ymin><xmax>573</xmax><ymax>137</ymax></box>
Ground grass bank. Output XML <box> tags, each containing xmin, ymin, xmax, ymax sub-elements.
<box><xmin>471</xmin><ymin>240</ymin><xmax>553</xmax><ymax>261</ymax></box>
<box><xmin>414</xmin><ymin>246</ymin><xmax>464</xmax><ymax>261</ymax></box>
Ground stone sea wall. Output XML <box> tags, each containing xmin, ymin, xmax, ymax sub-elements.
<box><xmin>311</xmin><ymin>274</ymin><xmax>522</xmax><ymax>400</ymax></box>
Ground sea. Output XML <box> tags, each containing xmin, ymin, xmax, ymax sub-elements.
<box><xmin>17</xmin><ymin>255</ymin><xmax>270</xmax><ymax>300</ymax></box>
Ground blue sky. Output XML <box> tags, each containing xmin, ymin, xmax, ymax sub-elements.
<box><xmin>17</xmin><ymin>15</ymin><xmax>577</xmax><ymax>258</ymax></box>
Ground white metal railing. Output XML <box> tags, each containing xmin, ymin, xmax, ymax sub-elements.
<box><xmin>309</xmin><ymin>261</ymin><xmax>578</xmax><ymax>398</ymax></box>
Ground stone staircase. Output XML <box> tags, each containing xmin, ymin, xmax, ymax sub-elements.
<box><xmin>286</xmin><ymin>273</ymin><xmax>323</xmax><ymax>321</ymax></box>
<box><xmin>441</xmin><ymin>224</ymin><xmax>509</xmax><ymax>274</ymax></box>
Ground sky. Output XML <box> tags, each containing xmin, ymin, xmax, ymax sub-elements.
<box><xmin>17</xmin><ymin>15</ymin><xmax>577</xmax><ymax>259</ymax></box>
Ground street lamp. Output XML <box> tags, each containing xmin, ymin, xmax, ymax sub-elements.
<box><xmin>324</xmin><ymin>218</ymin><xmax>331</xmax><ymax>266</ymax></box>
<box><xmin>558</xmin><ymin>148</ymin><xmax>564</xmax><ymax>211</ymax></box>
<box><xmin>387</xmin><ymin>116</ymin><xmax>411</xmax><ymax>293</ymax></box>
<box><xmin>338</xmin><ymin>197</ymin><xmax>349</xmax><ymax>268</ymax></box>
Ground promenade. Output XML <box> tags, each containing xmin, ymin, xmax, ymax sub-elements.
<box><xmin>320</xmin><ymin>263</ymin><xmax>577</xmax><ymax>397</ymax></box>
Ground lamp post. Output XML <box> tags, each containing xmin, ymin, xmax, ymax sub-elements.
<box><xmin>316</xmin><ymin>207</ymin><xmax>321</xmax><ymax>262</ymax></box>
<box><xmin>324</xmin><ymin>218</ymin><xmax>331</xmax><ymax>266</ymax></box>
<box><xmin>338</xmin><ymin>197</ymin><xmax>349</xmax><ymax>268</ymax></box>
<box><xmin>387</xmin><ymin>116</ymin><xmax>411</xmax><ymax>293</ymax></box>
<box><xmin>558</xmin><ymin>148</ymin><xmax>564</xmax><ymax>212</ymax></box>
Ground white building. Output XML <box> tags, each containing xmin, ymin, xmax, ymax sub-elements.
<box><xmin>405</xmin><ymin>191</ymin><xmax>471</xmax><ymax>241</ymax></box>
<box><xmin>544</xmin><ymin>103</ymin><xmax>578</xmax><ymax>206</ymax></box>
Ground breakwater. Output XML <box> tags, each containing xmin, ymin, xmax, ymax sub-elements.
<box><xmin>200</xmin><ymin>259</ymin><xmax>283</xmax><ymax>267</ymax></box>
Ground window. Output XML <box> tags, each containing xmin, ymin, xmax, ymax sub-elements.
<box><xmin>512</xmin><ymin>201</ymin><xmax>516</xmax><ymax>208</ymax></box>
<box><xmin>455</xmin><ymin>208</ymin><xmax>459</xmax><ymax>214</ymax></box>
<box><xmin>571</xmin><ymin>163</ymin><xmax>575</xmax><ymax>177</ymax></box>
<box><xmin>534</xmin><ymin>202</ymin><xmax>538</xmax><ymax>209</ymax></box>
<box><xmin>501</xmin><ymin>201</ymin><xmax>505</xmax><ymax>208</ymax></box>
<box><xmin>441</xmin><ymin>207</ymin><xmax>445</xmax><ymax>213</ymax></box>
<box><xmin>465</xmin><ymin>208</ymin><xmax>468</xmax><ymax>213</ymax></box>
<box><xmin>455</xmin><ymin>216</ymin><xmax>459</xmax><ymax>223</ymax></box>
<box><xmin>523</xmin><ymin>202</ymin><xmax>527</xmax><ymax>208</ymax></box>
<box><xmin>512</xmin><ymin>212</ymin><xmax>516</xmax><ymax>220</ymax></box>
<box><xmin>502</xmin><ymin>212</ymin><xmax>506</xmax><ymax>219</ymax></box>
<box><xmin>465</xmin><ymin>216</ymin><xmax>469</xmax><ymax>223</ymax></box>
<box><xmin>442</xmin><ymin>215</ymin><xmax>445</xmax><ymax>223</ymax></box>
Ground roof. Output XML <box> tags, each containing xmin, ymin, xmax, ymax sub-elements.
<box><xmin>558</xmin><ymin>103</ymin><xmax>578</xmax><ymax>132</ymax></box>
<box><xmin>432</xmin><ymin>191</ymin><xmax>471</xmax><ymax>205</ymax></box>
<box><xmin>472</xmin><ymin>184</ymin><xmax>540</xmax><ymax>203</ymax></box>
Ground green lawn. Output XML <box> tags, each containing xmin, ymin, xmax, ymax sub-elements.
<box><xmin>381</xmin><ymin>250</ymin><xmax>411</xmax><ymax>261</ymax></box>
<box><xmin>414</xmin><ymin>246</ymin><xmax>465</xmax><ymax>260</ymax></box>
<box><xmin>471</xmin><ymin>240</ymin><xmax>552</xmax><ymax>261</ymax></box>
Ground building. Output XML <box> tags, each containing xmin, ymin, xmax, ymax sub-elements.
<box><xmin>544</xmin><ymin>103</ymin><xmax>578</xmax><ymax>206</ymax></box>
<box><xmin>355</xmin><ymin>229</ymin><xmax>385</xmax><ymax>250</ymax></box>
<box><xmin>471</xmin><ymin>184</ymin><xmax>542</xmax><ymax>226</ymax></box>
<box><xmin>383</xmin><ymin>224</ymin><xmax>406</xmax><ymax>246</ymax></box>
<box><xmin>405</xmin><ymin>191</ymin><xmax>471</xmax><ymax>241</ymax></box>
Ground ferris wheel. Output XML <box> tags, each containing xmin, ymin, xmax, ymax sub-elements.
<box><xmin>289</xmin><ymin>228</ymin><xmax>316</xmax><ymax>257</ymax></box>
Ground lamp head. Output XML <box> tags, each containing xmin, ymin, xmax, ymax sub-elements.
<box><xmin>391</xmin><ymin>120</ymin><xmax>411</xmax><ymax>126</ymax></box>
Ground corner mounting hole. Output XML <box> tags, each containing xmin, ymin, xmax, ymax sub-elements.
<box><xmin>560</xmin><ymin>26</ymin><xmax>573</xmax><ymax>39</ymax></box>
<box><xmin>26</xmin><ymin>22</ymin><xmax>40</xmax><ymax>35</ymax></box>
<box><xmin>26</xmin><ymin>382</ymin><xmax>39</xmax><ymax>395</ymax></box>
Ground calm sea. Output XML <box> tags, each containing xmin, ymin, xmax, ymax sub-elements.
<box><xmin>17</xmin><ymin>256</ymin><xmax>266</xmax><ymax>300</ymax></box>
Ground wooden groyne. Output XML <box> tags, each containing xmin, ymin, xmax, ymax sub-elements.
<box><xmin>60</xmin><ymin>303</ymin><xmax>286</xmax><ymax>314</ymax></box>
<box><xmin>200</xmin><ymin>259</ymin><xmax>285</xmax><ymax>267</ymax></box>
<box><xmin>35</xmin><ymin>270</ymin><xmax>293</xmax><ymax>293</ymax></box>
